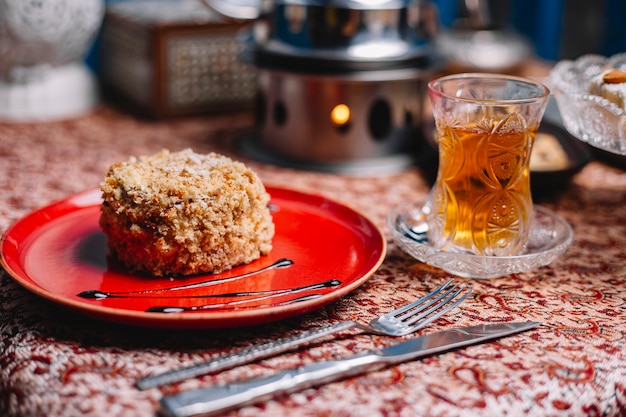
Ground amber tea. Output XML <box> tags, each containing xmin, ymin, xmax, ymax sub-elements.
<box><xmin>427</xmin><ymin>74</ymin><xmax>550</xmax><ymax>256</ymax></box>
<box><xmin>427</xmin><ymin>117</ymin><xmax>538</xmax><ymax>255</ymax></box>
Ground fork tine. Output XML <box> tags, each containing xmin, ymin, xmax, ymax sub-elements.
<box><xmin>394</xmin><ymin>284</ymin><xmax>460</xmax><ymax>322</ymax></box>
<box><xmin>400</xmin><ymin>286</ymin><xmax>468</xmax><ymax>325</ymax></box>
<box><xmin>403</xmin><ymin>288</ymin><xmax>473</xmax><ymax>330</ymax></box>
<box><xmin>384</xmin><ymin>279</ymin><xmax>454</xmax><ymax>318</ymax></box>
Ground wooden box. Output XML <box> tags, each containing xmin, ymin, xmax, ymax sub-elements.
<box><xmin>99</xmin><ymin>0</ymin><xmax>257</xmax><ymax>118</ymax></box>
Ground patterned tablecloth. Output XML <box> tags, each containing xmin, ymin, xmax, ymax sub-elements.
<box><xmin>1</xmin><ymin>105</ymin><xmax>625</xmax><ymax>417</ymax></box>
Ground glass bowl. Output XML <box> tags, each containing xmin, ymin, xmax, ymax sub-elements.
<box><xmin>550</xmin><ymin>53</ymin><xmax>626</xmax><ymax>155</ymax></box>
<box><xmin>388</xmin><ymin>200</ymin><xmax>573</xmax><ymax>279</ymax></box>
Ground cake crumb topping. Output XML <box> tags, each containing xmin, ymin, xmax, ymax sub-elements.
<box><xmin>99</xmin><ymin>149</ymin><xmax>275</xmax><ymax>277</ymax></box>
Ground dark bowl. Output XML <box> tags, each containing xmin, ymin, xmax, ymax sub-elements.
<box><xmin>530</xmin><ymin>121</ymin><xmax>592</xmax><ymax>199</ymax></box>
<box><xmin>593</xmin><ymin>147</ymin><xmax>626</xmax><ymax>170</ymax></box>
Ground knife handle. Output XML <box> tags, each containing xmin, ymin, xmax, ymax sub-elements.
<box><xmin>138</xmin><ymin>321</ymin><xmax>358</xmax><ymax>390</ymax></box>
<box><xmin>159</xmin><ymin>353</ymin><xmax>384</xmax><ymax>417</ymax></box>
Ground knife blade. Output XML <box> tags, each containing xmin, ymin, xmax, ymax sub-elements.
<box><xmin>159</xmin><ymin>321</ymin><xmax>540</xmax><ymax>417</ymax></box>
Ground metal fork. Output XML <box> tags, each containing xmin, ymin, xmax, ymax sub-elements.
<box><xmin>136</xmin><ymin>279</ymin><xmax>472</xmax><ymax>390</ymax></box>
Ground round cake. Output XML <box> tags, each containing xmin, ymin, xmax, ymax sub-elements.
<box><xmin>99</xmin><ymin>149</ymin><xmax>275</xmax><ymax>277</ymax></box>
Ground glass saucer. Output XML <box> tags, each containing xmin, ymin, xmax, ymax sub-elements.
<box><xmin>388</xmin><ymin>201</ymin><xmax>573</xmax><ymax>279</ymax></box>
<box><xmin>550</xmin><ymin>53</ymin><xmax>626</xmax><ymax>155</ymax></box>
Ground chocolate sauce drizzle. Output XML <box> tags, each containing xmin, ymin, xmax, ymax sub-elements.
<box><xmin>77</xmin><ymin>258</ymin><xmax>294</xmax><ymax>300</ymax></box>
<box><xmin>76</xmin><ymin>257</ymin><xmax>342</xmax><ymax>314</ymax></box>
<box><xmin>146</xmin><ymin>280</ymin><xmax>341</xmax><ymax>313</ymax></box>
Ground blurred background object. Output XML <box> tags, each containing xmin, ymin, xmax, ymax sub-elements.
<box><xmin>433</xmin><ymin>0</ymin><xmax>626</xmax><ymax>63</ymax></box>
<box><xmin>436</xmin><ymin>0</ymin><xmax>532</xmax><ymax>72</ymax></box>
<box><xmin>0</xmin><ymin>0</ymin><xmax>104</xmax><ymax>121</ymax></box>
<box><xmin>199</xmin><ymin>0</ymin><xmax>442</xmax><ymax>175</ymax></box>
<box><xmin>99</xmin><ymin>0</ymin><xmax>257</xmax><ymax>118</ymax></box>
<box><xmin>92</xmin><ymin>0</ymin><xmax>626</xmax><ymax>119</ymax></box>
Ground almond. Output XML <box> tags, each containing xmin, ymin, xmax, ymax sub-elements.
<box><xmin>602</xmin><ymin>69</ymin><xmax>626</xmax><ymax>84</ymax></box>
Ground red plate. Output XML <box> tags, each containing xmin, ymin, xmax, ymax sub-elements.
<box><xmin>0</xmin><ymin>187</ymin><xmax>385</xmax><ymax>329</ymax></box>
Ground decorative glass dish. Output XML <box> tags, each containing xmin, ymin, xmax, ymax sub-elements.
<box><xmin>388</xmin><ymin>200</ymin><xmax>573</xmax><ymax>279</ymax></box>
<box><xmin>550</xmin><ymin>53</ymin><xmax>626</xmax><ymax>155</ymax></box>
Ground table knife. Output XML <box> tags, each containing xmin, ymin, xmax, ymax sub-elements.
<box><xmin>159</xmin><ymin>321</ymin><xmax>540</xmax><ymax>417</ymax></box>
